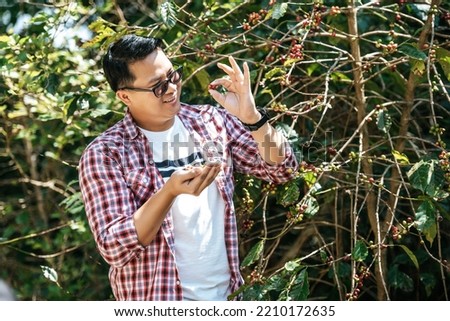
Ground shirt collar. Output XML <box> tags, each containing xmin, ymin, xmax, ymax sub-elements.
<box><xmin>123</xmin><ymin>109</ymin><xmax>140</xmax><ymax>140</ymax></box>
<box><xmin>178</xmin><ymin>103</ymin><xmax>213</xmax><ymax>122</ymax></box>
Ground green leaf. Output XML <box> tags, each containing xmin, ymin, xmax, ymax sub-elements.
<box><xmin>328</xmin><ymin>261</ymin><xmax>351</xmax><ymax>279</ymax></box>
<box><xmin>160</xmin><ymin>1</ymin><xmax>177</xmax><ymax>28</ymax></box>
<box><xmin>398</xmin><ymin>245</ymin><xmax>419</xmax><ymax>269</ymax></box>
<box><xmin>331</xmin><ymin>72</ymin><xmax>352</xmax><ymax>83</ymax></box>
<box><xmin>41</xmin><ymin>265</ymin><xmax>58</xmax><ymax>283</ymax></box>
<box><xmin>82</xmin><ymin>18</ymin><xmax>116</xmax><ymax>49</ymax></box>
<box><xmin>398</xmin><ymin>44</ymin><xmax>427</xmax><ymax>60</ymax></box>
<box><xmin>411</xmin><ymin>59</ymin><xmax>425</xmax><ymax>76</ymax></box>
<box><xmin>284</xmin><ymin>260</ymin><xmax>300</xmax><ymax>272</ymax></box>
<box><xmin>265</xmin><ymin>274</ymin><xmax>287</xmax><ymax>292</ymax></box>
<box><xmin>60</xmin><ymin>192</ymin><xmax>85</xmax><ymax>215</ymax></box>
<box><xmin>407</xmin><ymin>159</ymin><xmax>445</xmax><ymax>197</ymax></box>
<box><xmin>415</xmin><ymin>200</ymin><xmax>437</xmax><ymax>245</ymax></box>
<box><xmin>69</xmin><ymin>220</ymin><xmax>87</xmax><ymax>233</ymax></box>
<box><xmin>306</xmin><ymin>63</ymin><xmax>320</xmax><ymax>76</ymax></box>
<box><xmin>260</xmin><ymin>87</ymin><xmax>274</xmax><ymax>97</ymax></box>
<box><xmin>277</xmin><ymin>181</ymin><xmax>300</xmax><ymax>207</ymax></box>
<box><xmin>436</xmin><ymin>48</ymin><xmax>450</xmax><ymax>81</ymax></box>
<box><xmin>44</xmin><ymin>73</ymin><xmax>59</xmax><ymax>95</ymax></box>
<box><xmin>283</xmin><ymin>58</ymin><xmax>302</xmax><ymax>67</ymax></box>
<box><xmin>303</xmin><ymin>171</ymin><xmax>316</xmax><ymax>188</ymax></box>
<box><xmin>64</xmin><ymin>96</ymin><xmax>80</xmax><ymax>120</ymax></box>
<box><xmin>289</xmin><ymin>269</ymin><xmax>309</xmax><ymax>300</ymax></box>
<box><xmin>90</xmin><ymin>108</ymin><xmax>112</xmax><ymax>118</ymax></box>
<box><xmin>271</xmin><ymin>3</ymin><xmax>288</xmax><ymax>20</ymax></box>
<box><xmin>241</xmin><ymin>240</ymin><xmax>264</xmax><ymax>267</ymax></box>
<box><xmin>0</xmin><ymin>35</ymin><xmax>9</xmax><ymax>49</ymax></box>
<box><xmin>352</xmin><ymin>240</ymin><xmax>368</xmax><ymax>262</ymax></box>
<box><xmin>376</xmin><ymin>109</ymin><xmax>392</xmax><ymax>134</ymax></box>
<box><xmin>304</xmin><ymin>196</ymin><xmax>319</xmax><ymax>218</ymax></box>
<box><xmin>420</xmin><ymin>273</ymin><xmax>436</xmax><ymax>297</ymax></box>
<box><xmin>30</xmin><ymin>13</ymin><xmax>50</xmax><ymax>24</ymax></box>
<box><xmin>319</xmin><ymin>249</ymin><xmax>328</xmax><ymax>263</ymax></box>
<box><xmin>392</xmin><ymin>149</ymin><xmax>410</xmax><ymax>165</ymax></box>
<box><xmin>265</xmin><ymin>67</ymin><xmax>285</xmax><ymax>80</ymax></box>
<box><xmin>388</xmin><ymin>265</ymin><xmax>413</xmax><ymax>292</ymax></box>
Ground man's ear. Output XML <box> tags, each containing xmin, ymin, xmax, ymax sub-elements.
<box><xmin>116</xmin><ymin>90</ymin><xmax>131</xmax><ymax>105</ymax></box>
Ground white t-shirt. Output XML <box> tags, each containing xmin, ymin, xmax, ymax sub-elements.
<box><xmin>139</xmin><ymin>116</ymin><xmax>230</xmax><ymax>301</ymax></box>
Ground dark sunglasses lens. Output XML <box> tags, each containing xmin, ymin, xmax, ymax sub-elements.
<box><xmin>154</xmin><ymin>81</ymin><xmax>169</xmax><ymax>97</ymax></box>
<box><xmin>172</xmin><ymin>69</ymin><xmax>182</xmax><ymax>83</ymax></box>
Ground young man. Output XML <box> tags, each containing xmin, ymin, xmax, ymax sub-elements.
<box><xmin>78</xmin><ymin>34</ymin><xmax>298</xmax><ymax>301</ymax></box>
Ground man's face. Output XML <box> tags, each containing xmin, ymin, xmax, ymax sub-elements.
<box><xmin>116</xmin><ymin>48</ymin><xmax>182</xmax><ymax>131</ymax></box>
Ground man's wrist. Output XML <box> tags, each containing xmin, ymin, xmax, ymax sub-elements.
<box><xmin>241</xmin><ymin>108</ymin><xmax>269</xmax><ymax>132</ymax></box>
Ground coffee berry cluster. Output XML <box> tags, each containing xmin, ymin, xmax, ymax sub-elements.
<box><xmin>242</xmin><ymin>9</ymin><xmax>268</xmax><ymax>30</ymax></box>
<box><xmin>430</xmin><ymin>124</ymin><xmax>445</xmax><ymax>136</ymax></box>
<box><xmin>270</xmin><ymin>102</ymin><xmax>288</xmax><ymax>112</ymax></box>
<box><xmin>262</xmin><ymin>182</ymin><xmax>277</xmax><ymax>195</ymax></box>
<box><xmin>375</xmin><ymin>40</ymin><xmax>398</xmax><ymax>54</ymax></box>
<box><xmin>289</xmin><ymin>41</ymin><xmax>304</xmax><ymax>60</ymax></box>
<box><xmin>390</xmin><ymin>217</ymin><xmax>416</xmax><ymax>241</ymax></box>
<box><xmin>346</xmin><ymin>267</ymin><xmax>371</xmax><ymax>300</ymax></box>
<box><xmin>287</xmin><ymin>202</ymin><xmax>308</xmax><ymax>224</ymax></box>
<box><xmin>438</xmin><ymin>150</ymin><xmax>450</xmax><ymax>186</ymax></box>
<box><xmin>237</xmin><ymin>187</ymin><xmax>254</xmax><ymax>216</ymax></box>
<box><xmin>329</xmin><ymin>6</ymin><xmax>341</xmax><ymax>16</ymax></box>
<box><xmin>299</xmin><ymin>160</ymin><xmax>319</xmax><ymax>174</ymax></box>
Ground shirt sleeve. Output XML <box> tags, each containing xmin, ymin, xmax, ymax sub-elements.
<box><xmin>221</xmin><ymin>109</ymin><xmax>299</xmax><ymax>184</ymax></box>
<box><xmin>78</xmin><ymin>142</ymin><xmax>145</xmax><ymax>268</ymax></box>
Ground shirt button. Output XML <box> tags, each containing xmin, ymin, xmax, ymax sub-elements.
<box><xmin>176</xmin><ymin>280</ymin><xmax>181</xmax><ymax>286</ymax></box>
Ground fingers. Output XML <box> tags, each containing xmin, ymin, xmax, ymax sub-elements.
<box><xmin>175</xmin><ymin>166</ymin><xmax>202</xmax><ymax>184</ymax></box>
<box><xmin>242</xmin><ymin>61</ymin><xmax>251</xmax><ymax>90</ymax></box>
<box><xmin>208</xmin><ymin>88</ymin><xmax>225</xmax><ymax>106</ymax></box>
<box><xmin>210</xmin><ymin>78</ymin><xmax>233</xmax><ymax>89</ymax></box>
<box><xmin>217</xmin><ymin>62</ymin><xmax>234</xmax><ymax>77</ymax></box>
<box><xmin>169</xmin><ymin>164</ymin><xmax>221</xmax><ymax>196</ymax></box>
<box><xmin>215</xmin><ymin>57</ymin><xmax>251</xmax><ymax>93</ymax></box>
<box><xmin>228</xmin><ymin>56</ymin><xmax>244</xmax><ymax>80</ymax></box>
<box><xmin>208</xmin><ymin>78</ymin><xmax>231</xmax><ymax>105</ymax></box>
<box><xmin>217</xmin><ymin>56</ymin><xmax>244</xmax><ymax>82</ymax></box>
<box><xmin>188</xmin><ymin>164</ymin><xmax>221</xmax><ymax>196</ymax></box>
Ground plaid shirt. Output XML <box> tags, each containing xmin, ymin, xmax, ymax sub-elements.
<box><xmin>79</xmin><ymin>103</ymin><xmax>298</xmax><ymax>300</ymax></box>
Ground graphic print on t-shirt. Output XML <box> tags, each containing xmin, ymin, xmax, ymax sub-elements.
<box><xmin>154</xmin><ymin>151</ymin><xmax>204</xmax><ymax>180</ymax></box>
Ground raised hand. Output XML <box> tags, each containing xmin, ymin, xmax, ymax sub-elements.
<box><xmin>208</xmin><ymin>56</ymin><xmax>261</xmax><ymax>125</ymax></box>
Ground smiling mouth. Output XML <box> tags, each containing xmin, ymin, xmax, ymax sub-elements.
<box><xmin>163</xmin><ymin>95</ymin><xmax>176</xmax><ymax>104</ymax></box>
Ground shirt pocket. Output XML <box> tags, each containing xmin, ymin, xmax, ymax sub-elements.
<box><xmin>125</xmin><ymin>168</ymin><xmax>153</xmax><ymax>205</ymax></box>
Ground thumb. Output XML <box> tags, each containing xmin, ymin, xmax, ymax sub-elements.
<box><xmin>208</xmin><ymin>89</ymin><xmax>226</xmax><ymax>107</ymax></box>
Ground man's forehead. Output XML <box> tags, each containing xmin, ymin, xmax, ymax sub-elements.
<box><xmin>130</xmin><ymin>51</ymin><xmax>173</xmax><ymax>83</ymax></box>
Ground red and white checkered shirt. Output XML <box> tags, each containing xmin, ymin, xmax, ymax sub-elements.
<box><xmin>78</xmin><ymin>103</ymin><xmax>298</xmax><ymax>300</ymax></box>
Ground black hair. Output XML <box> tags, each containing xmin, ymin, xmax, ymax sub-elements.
<box><xmin>102</xmin><ymin>35</ymin><xmax>163</xmax><ymax>92</ymax></box>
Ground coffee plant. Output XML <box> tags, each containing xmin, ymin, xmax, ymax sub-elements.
<box><xmin>1</xmin><ymin>0</ymin><xmax>449</xmax><ymax>300</ymax></box>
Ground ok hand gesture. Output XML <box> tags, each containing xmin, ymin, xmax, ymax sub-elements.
<box><xmin>208</xmin><ymin>56</ymin><xmax>261</xmax><ymax>125</ymax></box>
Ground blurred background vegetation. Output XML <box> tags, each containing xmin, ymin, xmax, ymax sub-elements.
<box><xmin>0</xmin><ymin>0</ymin><xmax>449</xmax><ymax>300</ymax></box>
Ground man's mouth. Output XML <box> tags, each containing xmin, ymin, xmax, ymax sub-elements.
<box><xmin>163</xmin><ymin>95</ymin><xmax>176</xmax><ymax>104</ymax></box>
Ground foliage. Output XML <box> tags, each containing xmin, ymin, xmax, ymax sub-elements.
<box><xmin>1</xmin><ymin>0</ymin><xmax>449</xmax><ymax>300</ymax></box>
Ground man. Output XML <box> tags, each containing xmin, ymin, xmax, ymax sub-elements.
<box><xmin>78</xmin><ymin>34</ymin><xmax>297</xmax><ymax>301</ymax></box>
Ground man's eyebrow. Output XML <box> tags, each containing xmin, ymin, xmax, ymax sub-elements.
<box><xmin>145</xmin><ymin>67</ymin><xmax>174</xmax><ymax>86</ymax></box>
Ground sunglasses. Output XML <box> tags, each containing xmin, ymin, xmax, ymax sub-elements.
<box><xmin>119</xmin><ymin>66</ymin><xmax>183</xmax><ymax>98</ymax></box>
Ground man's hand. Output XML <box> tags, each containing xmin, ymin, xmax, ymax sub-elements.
<box><xmin>166</xmin><ymin>163</ymin><xmax>221</xmax><ymax>197</ymax></box>
<box><xmin>208</xmin><ymin>56</ymin><xmax>261</xmax><ymax>125</ymax></box>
